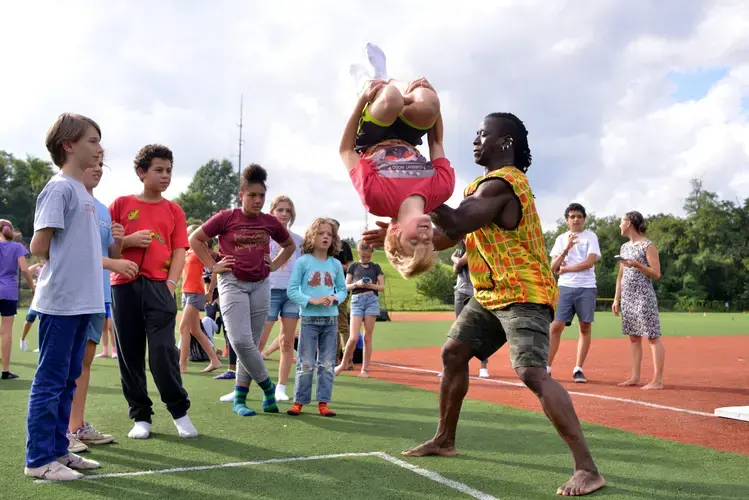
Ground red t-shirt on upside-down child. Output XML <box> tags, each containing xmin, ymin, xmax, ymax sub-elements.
<box><xmin>201</xmin><ymin>208</ymin><xmax>290</xmax><ymax>283</ymax></box>
<box><xmin>109</xmin><ymin>195</ymin><xmax>189</xmax><ymax>285</ymax></box>
<box><xmin>349</xmin><ymin>140</ymin><xmax>455</xmax><ymax>218</ymax></box>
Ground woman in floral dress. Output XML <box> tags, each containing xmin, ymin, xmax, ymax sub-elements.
<box><xmin>612</xmin><ymin>211</ymin><xmax>665</xmax><ymax>390</ymax></box>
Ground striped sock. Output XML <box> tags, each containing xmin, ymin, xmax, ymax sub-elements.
<box><xmin>232</xmin><ymin>385</ymin><xmax>256</xmax><ymax>417</ymax></box>
<box><xmin>258</xmin><ymin>378</ymin><xmax>278</xmax><ymax>413</ymax></box>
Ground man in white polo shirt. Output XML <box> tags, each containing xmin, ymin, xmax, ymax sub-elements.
<box><xmin>548</xmin><ymin>203</ymin><xmax>601</xmax><ymax>383</ymax></box>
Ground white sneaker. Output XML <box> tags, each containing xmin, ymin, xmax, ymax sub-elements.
<box><xmin>33</xmin><ymin>348</ymin><xmax>40</xmax><ymax>353</ymax></box>
<box><xmin>437</xmin><ymin>372</ymin><xmax>443</xmax><ymax>377</ymax></box>
<box><xmin>173</xmin><ymin>415</ymin><xmax>198</xmax><ymax>438</ymax></box>
<box><xmin>275</xmin><ymin>384</ymin><xmax>290</xmax><ymax>402</ymax></box>
<box><xmin>20</xmin><ymin>339</ymin><xmax>28</xmax><ymax>351</ymax></box>
<box><xmin>219</xmin><ymin>391</ymin><xmax>235</xmax><ymax>402</ymax></box>
<box><xmin>128</xmin><ymin>421</ymin><xmax>151</xmax><ymax>439</ymax></box>
<box><xmin>366</xmin><ymin>42</ymin><xmax>388</xmax><ymax>80</ymax></box>
<box><xmin>66</xmin><ymin>432</ymin><xmax>88</xmax><ymax>453</ymax></box>
<box><xmin>25</xmin><ymin>460</ymin><xmax>83</xmax><ymax>481</ymax></box>
<box><xmin>479</xmin><ymin>368</ymin><xmax>490</xmax><ymax>379</ymax></box>
<box><xmin>57</xmin><ymin>452</ymin><xmax>100</xmax><ymax>470</ymax></box>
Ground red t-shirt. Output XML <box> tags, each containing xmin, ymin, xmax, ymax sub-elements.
<box><xmin>182</xmin><ymin>251</ymin><xmax>205</xmax><ymax>294</ymax></box>
<box><xmin>109</xmin><ymin>195</ymin><xmax>189</xmax><ymax>285</ymax></box>
<box><xmin>349</xmin><ymin>141</ymin><xmax>455</xmax><ymax>218</ymax></box>
<box><xmin>202</xmin><ymin>208</ymin><xmax>290</xmax><ymax>283</ymax></box>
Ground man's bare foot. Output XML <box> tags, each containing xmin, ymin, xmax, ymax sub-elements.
<box><xmin>617</xmin><ymin>378</ymin><xmax>639</xmax><ymax>387</ymax></box>
<box><xmin>334</xmin><ymin>364</ymin><xmax>345</xmax><ymax>376</ymax></box>
<box><xmin>402</xmin><ymin>440</ymin><xmax>456</xmax><ymax>457</ymax></box>
<box><xmin>641</xmin><ymin>382</ymin><xmax>663</xmax><ymax>390</ymax></box>
<box><xmin>358</xmin><ymin>369</ymin><xmax>369</xmax><ymax>378</ymax></box>
<box><xmin>557</xmin><ymin>470</ymin><xmax>606</xmax><ymax>496</ymax></box>
<box><xmin>201</xmin><ymin>361</ymin><xmax>221</xmax><ymax>373</ymax></box>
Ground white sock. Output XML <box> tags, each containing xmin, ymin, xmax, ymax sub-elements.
<box><xmin>366</xmin><ymin>43</ymin><xmax>388</xmax><ymax>80</ymax></box>
<box><xmin>574</xmin><ymin>366</ymin><xmax>583</xmax><ymax>373</ymax></box>
<box><xmin>350</xmin><ymin>63</ymin><xmax>372</xmax><ymax>95</ymax></box>
<box><xmin>276</xmin><ymin>384</ymin><xmax>286</xmax><ymax>394</ymax></box>
<box><xmin>174</xmin><ymin>415</ymin><xmax>198</xmax><ymax>438</ymax></box>
<box><xmin>128</xmin><ymin>421</ymin><xmax>151</xmax><ymax>439</ymax></box>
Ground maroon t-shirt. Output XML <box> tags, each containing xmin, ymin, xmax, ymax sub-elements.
<box><xmin>202</xmin><ymin>209</ymin><xmax>290</xmax><ymax>283</ymax></box>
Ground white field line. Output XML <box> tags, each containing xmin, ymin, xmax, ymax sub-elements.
<box><xmin>372</xmin><ymin>361</ymin><xmax>716</xmax><ymax>418</ymax></box>
<box><xmin>35</xmin><ymin>451</ymin><xmax>499</xmax><ymax>498</ymax></box>
<box><xmin>374</xmin><ymin>452</ymin><xmax>498</xmax><ymax>500</ymax></box>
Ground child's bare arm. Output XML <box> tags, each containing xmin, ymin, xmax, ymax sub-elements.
<box><xmin>30</xmin><ymin>229</ymin><xmax>54</xmax><ymax>260</ymax></box>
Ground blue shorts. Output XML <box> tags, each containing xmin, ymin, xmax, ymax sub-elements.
<box><xmin>267</xmin><ymin>288</ymin><xmax>300</xmax><ymax>321</ymax></box>
<box><xmin>26</xmin><ymin>307</ymin><xmax>39</xmax><ymax>323</ymax></box>
<box><xmin>350</xmin><ymin>293</ymin><xmax>380</xmax><ymax>317</ymax></box>
<box><xmin>86</xmin><ymin>313</ymin><xmax>106</xmax><ymax>344</ymax></box>
<box><xmin>554</xmin><ymin>286</ymin><xmax>597</xmax><ymax>324</ymax></box>
<box><xmin>105</xmin><ymin>303</ymin><xmax>112</xmax><ymax>319</ymax></box>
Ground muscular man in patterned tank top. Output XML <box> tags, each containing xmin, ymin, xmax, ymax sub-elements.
<box><xmin>363</xmin><ymin>113</ymin><xmax>605</xmax><ymax>497</ymax></box>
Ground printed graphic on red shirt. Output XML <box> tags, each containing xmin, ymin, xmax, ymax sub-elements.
<box><xmin>369</xmin><ymin>143</ymin><xmax>434</xmax><ymax>179</ymax></box>
<box><xmin>233</xmin><ymin>228</ymin><xmax>270</xmax><ymax>252</ymax></box>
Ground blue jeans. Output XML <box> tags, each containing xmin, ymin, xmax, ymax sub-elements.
<box><xmin>26</xmin><ymin>314</ymin><xmax>91</xmax><ymax>468</ymax></box>
<box><xmin>293</xmin><ymin>316</ymin><xmax>337</xmax><ymax>404</ymax></box>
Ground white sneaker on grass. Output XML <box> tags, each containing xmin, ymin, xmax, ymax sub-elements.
<box><xmin>66</xmin><ymin>432</ymin><xmax>89</xmax><ymax>453</ymax></box>
<box><xmin>20</xmin><ymin>339</ymin><xmax>28</xmax><ymax>351</ymax></box>
<box><xmin>24</xmin><ymin>460</ymin><xmax>83</xmax><ymax>481</ymax></box>
<box><xmin>76</xmin><ymin>422</ymin><xmax>116</xmax><ymax>445</ymax></box>
<box><xmin>57</xmin><ymin>452</ymin><xmax>100</xmax><ymax>470</ymax></box>
<box><xmin>275</xmin><ymin>384</ymin><xmax>290</xmax><ymax>402</ymax></box>
<box><xmin>128</xmin><ymin>421</ymin><xmax>151</xmax><ymax>439</ymax></box>
<box><xmin>219</xmin><ymin>391</ymin><xmax>235</xmax><ymax>402</ymax></box>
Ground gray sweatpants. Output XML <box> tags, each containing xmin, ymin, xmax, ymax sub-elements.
<box><xmin>217</xmin><ymin>273</ymin><xmax>271</xmax><ymax>385</ymax></box>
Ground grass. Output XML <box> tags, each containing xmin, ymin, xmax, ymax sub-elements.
<box><xmin>2</xmin><ymin>312</ymin><xmax>749</xmax><ymax>499</ymax></box>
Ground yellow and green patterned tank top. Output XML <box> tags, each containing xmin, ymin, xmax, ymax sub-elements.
<box><xmin>464</xmin><ymin>167</ymin><xmax>558</xmax><ymax>311</ymax></box>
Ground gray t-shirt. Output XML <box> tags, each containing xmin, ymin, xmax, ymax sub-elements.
<box><xmin>347</xmin><ymin>261</ymin><xmax>383</xmax><ymax>295</ymax></box>
<box><xmin>454</xmin><ymin>247</ymin><xmax>473</xmax><ymax>296</ymax></box>
<box><xmin>31</xmin><ymin>173</ymin><xmax>104</xmax><ymax>315</ymax></box>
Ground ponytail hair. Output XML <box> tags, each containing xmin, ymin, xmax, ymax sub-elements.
<box><xmin>0</xmin><ymin>219</ymin><xmax>15</xmax><ymax>241</ymax></box>
<box><xmin>624</xmin><ymin>211</ymin><xmax>647</xmax><ymax>234</ymax></box>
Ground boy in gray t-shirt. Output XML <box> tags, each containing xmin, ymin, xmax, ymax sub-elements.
<box><xmin>25</xmin><ymin>113</ymin><xmax>104</xmax><ymax>481</ymax></box>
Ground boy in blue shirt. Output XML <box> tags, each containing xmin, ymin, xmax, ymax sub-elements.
<box><xmin>287</xmin><ymin>218</ymin><xmax>348</xmax><ymax>417</ymax></box>
<box><xmin>25</xmin><ymin>113</ymin><xmax>105</xmax><ymax>481</ymax></box>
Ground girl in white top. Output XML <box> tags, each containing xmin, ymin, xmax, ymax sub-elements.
<box><xmin>256</xmin><ymin>196</ymin><xmax>303</xmax><ymax>401</ymax></box>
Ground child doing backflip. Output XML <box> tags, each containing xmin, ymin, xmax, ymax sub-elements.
<box><xmin>340</xmin><ymin>44</ymin><xmax>454</xmax><ymax>279</ymax></box>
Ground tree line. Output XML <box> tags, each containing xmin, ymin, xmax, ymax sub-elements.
<box><xmin>3</xmin><ymin>151</ymin><xmax>748</xmax><ymax>311</ymax></box>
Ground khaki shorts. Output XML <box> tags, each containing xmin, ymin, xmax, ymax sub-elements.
<box><xmin>448</xmin><ymin>297</ymin><xmax>553</xmax><ymax>368</ymax></box>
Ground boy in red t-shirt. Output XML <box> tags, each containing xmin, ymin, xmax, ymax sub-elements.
<box><xmin>109</xmin><ymin>144</ymin><xmax>197</xmax><ymax>441</ymax></box>
<box><xmin>340</xmin><ymin>70</ymin><xmax>454</xmax><ymax>279</ymax></box>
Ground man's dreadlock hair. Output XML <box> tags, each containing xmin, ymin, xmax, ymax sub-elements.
<box><xmin>486</xmin><ymin>112</ymin><xmax>532</xmax><ymax>173</ymax></box>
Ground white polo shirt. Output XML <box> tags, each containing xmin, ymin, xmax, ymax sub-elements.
<box><xmin>550</xmin><ymin>229</ymin><xmax>601</xmax><ymax>289</ymax></box>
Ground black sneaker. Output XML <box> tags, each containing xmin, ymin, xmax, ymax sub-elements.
<box><xmin>573</xmin><ymin>369</ymin><xmax>587</xmax><ymax>383</ymax></box>
<box><xmin>1</xmin><ymin>371</ymin><xmax>19</xmax><ymax>380</ymax></box>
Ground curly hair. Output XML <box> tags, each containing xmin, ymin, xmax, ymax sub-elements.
<box><xmin>134</xmin><ymin>144</ymin><xmax>173</xmax><ymax>179</ymax></box>
<box><xmin>45</xmin><ymin>113</ymin><xmax>101</xmax><ymax>168</ymax></box>
<box><xmin>270</xmin><ymin>195</ymin><xmax>296</xmax><ymax>226</ymax></box>
<box><xmin>300</xmin><ymin>218</ymin><xmax>341</xmax><ymax>257</ymax></box>
<box><xmin>240</xmin><ymin>163</ymin><xmax>267</xmax><ymax>191</ymax></box>
<box><xmin>486</xmin><ymin>112</ymin><xmax>532</xmax><ymax>172</ymax></box>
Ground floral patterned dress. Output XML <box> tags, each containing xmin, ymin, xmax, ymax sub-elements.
<box><xmin>620</xmin><ymin>239</ymin><xmax>661</xmax><ymax>339</ymax></box>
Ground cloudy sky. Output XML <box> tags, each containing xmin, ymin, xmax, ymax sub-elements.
<box><xmin>1</xmin><ymin>0</ymin><xmax>748</xmax><ymax>238</ymax></box>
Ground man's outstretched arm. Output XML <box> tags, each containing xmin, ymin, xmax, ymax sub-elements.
<box><xmin>430</xmin><ymin>179</ymin><xmax>517</xmax><ymax>241</ymax></box>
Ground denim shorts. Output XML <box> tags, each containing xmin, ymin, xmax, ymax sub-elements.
<box><xmin>182</xmin><ymin>292</ymin><xmax>205</xmax><ymax>312</ymax></box>
<box><xmin>350</xmin><ymin>293</ymin><xmax>380</xmax><ymax>317</ymax></box>
<box><xmin>267</xmin><ymin>288</ymin><xmax>300</xmax><ymax>321</ymax></box>
<box><xmin>86</xmin><ymin>312</ymin><xmax>106</xmax><ymax>344</ymax></box>
<box><xmin>26</xmin><ymin>307</ymin><xmax>39</xmax><ymax>323</ymax></box>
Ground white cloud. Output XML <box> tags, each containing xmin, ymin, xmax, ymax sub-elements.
<box><xmin>1</xmin><ymin>0</ymin><xmax>748</xmax><ymax>239</ymax></box>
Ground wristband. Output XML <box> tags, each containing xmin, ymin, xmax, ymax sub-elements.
<box><xmin>167</xmin><ymin>279</ymin><xmax>177</xmax><ymax>287</ymax></box>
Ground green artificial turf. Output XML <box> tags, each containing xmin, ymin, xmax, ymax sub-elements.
<box><xmin>3</xmin><ymin>313</ymin><xmax>749</xmax><ymax>499</ymax></box>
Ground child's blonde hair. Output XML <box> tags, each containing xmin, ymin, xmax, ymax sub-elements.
<box><xmin>301</xmin><ymin>218</ymin><xmax>341</xmax><ymax>257</ymax></box>
<box><xmin>384</xmin><ymin>226</ymin><xmax>435</xmax><ymax>279</ymax></box>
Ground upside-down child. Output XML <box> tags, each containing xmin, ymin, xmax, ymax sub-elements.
<box><xmin>286</xmin><ymin>218</ymin><xmax>348</xmax><ymax>417</ymax></box>
<box><xmin>340</xmin><ymin>44</ymin><xmax>454</xmax><ymax>279</ymax></box>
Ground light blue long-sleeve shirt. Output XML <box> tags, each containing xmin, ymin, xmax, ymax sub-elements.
<box><xmin>287</xmin><ymin>254</ymin><xmax>348</xmax><ymax>317</ymax></box>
